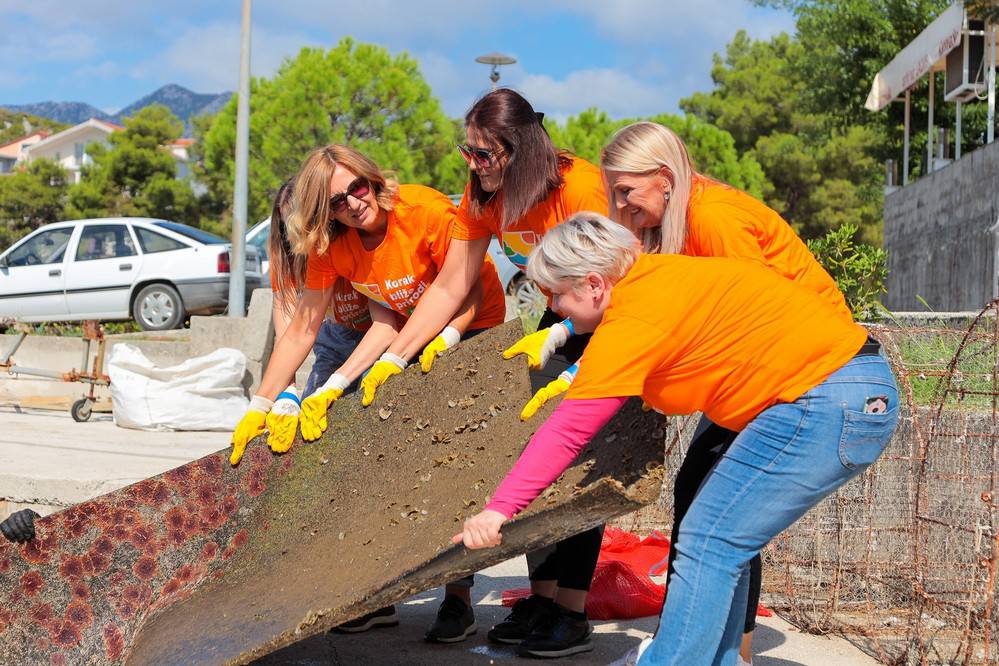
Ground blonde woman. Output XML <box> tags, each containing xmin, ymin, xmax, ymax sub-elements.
<box><xmin>229</xmin><ymin>144</ymin><xmax>506</xmax><ymax>640</ymax></box>
<box><xmin>517</xmin><ymin>121</ymin><xmax>855</xmax><ymax>664</ymax></box>
<box><xmin>456</xmin><ymin>213</ymin><xmax>896</xmax><ymax>666</ymax></box>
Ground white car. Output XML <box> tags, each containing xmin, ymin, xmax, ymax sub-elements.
<box><xmin>0</xmin><ymin>218</ymin><xmax>262</xmax><ymax>330</ymax></box>
<box><xmin>246</xmin><ymin>215</ymin><xmax>547</xmax><ymax>319</ymax></box>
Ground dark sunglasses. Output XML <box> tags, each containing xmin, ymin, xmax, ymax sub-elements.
<box><xmin>456</xmin><ymin>143</ymin><xmax>504</xmax><ymax>168</ymax></box>
<box><xmin>329</xmin><ymin>177</ymin><xmax>371</xmax><ymax>214</ymax></box>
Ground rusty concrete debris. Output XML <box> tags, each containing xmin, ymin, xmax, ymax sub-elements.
<box><xmin>0</xmin><ymin>321</ymin><xmax>666</xmax><ymax>665</ymax></box>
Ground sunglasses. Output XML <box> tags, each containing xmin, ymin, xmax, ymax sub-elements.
<box><xmin>456</xmin><ymin>143</ymin><xmax>504</xmax><ymax>168</ymax></box>
<box><xmin>329</xmin><ymin>177</ymin><xmax>371</xmax><ymax>214</ymax></box>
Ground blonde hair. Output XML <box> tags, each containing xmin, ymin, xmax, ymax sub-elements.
<box><xmin>600</xmin><ymin>121</ymin><xmax>693</xmax><ymax>254</ymax></box>
<box><xmin>527</xmin><ymin>211</ymin><xmax>639</xmax><ymax>291</ymax></box>
<box><xmin>287</xmin><ymin>144</ymin><xmax>399</xmax><ymax>257</ymax></box>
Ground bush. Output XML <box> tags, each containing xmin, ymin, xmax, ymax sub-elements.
<box><xmin>807</xmin><ymin>223</ymin><xmax>887</xmax><ymax>321</ymax></box>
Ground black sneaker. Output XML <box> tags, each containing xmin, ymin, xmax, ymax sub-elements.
<box><xmin>332</xmin><ymin>605</ymin><xmax>399</xmax><ymax>633</ymax></box>
<box><xmin>516</xmin><ymin>604</ymin><xmax>593</xmax><ymax>658</ymax></box>
<box><xmin>424</xmin><ymin>594</ymin><xmax>477</xmax><ymax>643</ymax></box>
<box><xmin>488</xmin><ymin>594</ymin><xmax>557</xmax><ymax>645</ymax></box>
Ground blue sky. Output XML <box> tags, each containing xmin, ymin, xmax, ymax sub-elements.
<box><xmin>1</xmin><ymin>1</ymin><xmax>795</xmax><ymax>121</ymax></box>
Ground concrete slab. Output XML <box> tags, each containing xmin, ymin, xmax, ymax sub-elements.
<box><xmin>0</xmin><ymin>406</ymin><xmax>227</xmax><ymax>511</ymax></box>
<box><xmin>255</xmin><ymin>556</ymin><xmax>879</xmax><ymax>666</ymax></box>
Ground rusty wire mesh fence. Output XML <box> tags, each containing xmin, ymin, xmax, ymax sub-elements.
<box><xmin>616</xmin><ymin>301</ymin><xmax>999</xmax><ymax>665</ymax></box>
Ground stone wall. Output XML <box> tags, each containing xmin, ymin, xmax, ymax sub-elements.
<box><xmin>883</xmin><ymin>140</ymin><xmax>999</xmax><ymax>311</ymax></box>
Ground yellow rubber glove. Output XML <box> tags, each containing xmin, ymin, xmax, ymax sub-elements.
<box><xmin>419</xmin><ymin>326</ymin><xmax>461</xmax><ymax>373</ymax></box>
<box><xmin>230</xmin><ymin>395</ymin><xmax>273</xmax><ymax>465</ymax></box>
<box><xmin>520</xmin><ymin>363</ymin><xmax>577</xmax><ymax>420</ymax></box>
<box><xmin>502</xmin><ymin>320</ymin><xmax>573</xmax><ymax>370</ymax></box>
<box><xmin>361</xmin><ymin>353</ymin><xmax>407</xmax><ymax>407</ymax></box>
<box><xmin>300</xmin><ymin>373</ymin><xmax>350</xmax><ymax>442</ymax></box>
<box><xmin>265</xmin><ymin>385</ymin><xmax>301</xmax><ymax>453</ymax></box>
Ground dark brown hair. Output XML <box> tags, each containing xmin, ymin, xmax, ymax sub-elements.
<box><xmin>268</xmin><ymin>178</ymin><xmax>306</xmax><ymax>314</ymax></box>
<box><xmin>464</xmin><ymin>89</ymin><xmax>570</xmax><ymax>230</ymax></box>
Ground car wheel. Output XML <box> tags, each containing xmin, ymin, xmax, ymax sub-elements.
<box><xmin>508</xmin><ymin>274</ymin><xmax>548</xmax><ymax>320</ymax></box>
<box><xmin>133</xmin><ymin>283</ymin><xmax>186</xmax><ymax>331</ymax></box>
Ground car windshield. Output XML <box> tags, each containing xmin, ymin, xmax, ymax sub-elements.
<box><xmin>152</xmin><ymin>221</ymin><xmax>227</xmax><ymax>245</ymax></box>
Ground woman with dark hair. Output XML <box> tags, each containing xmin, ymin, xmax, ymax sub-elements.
<box><xmin>362</xmin><ymin>88</ymin><xmax>608</xmax><ymax>659</ymax></box>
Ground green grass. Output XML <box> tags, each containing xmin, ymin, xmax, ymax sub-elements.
<box><xmin>894</xmin><ymin>330</ymin><xmax>998</xmax><ymax>410</ymax></box>
<box><xmin>0</xmin><ymin>321</ymin><xmax>145</xmax><ymax>337</ymax></box>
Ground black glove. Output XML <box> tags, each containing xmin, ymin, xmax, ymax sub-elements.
<box><xmin>0</xmin><ymin>509</ymin><xmax>39</xmax><ymax>543</ymax></box>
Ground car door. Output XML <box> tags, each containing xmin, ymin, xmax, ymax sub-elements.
<box><xmin>0</xmin><ymin>226</ymin><xmax>72</xmax><ymax>320</ymax></box>
<box><xmin>63</xmin><ymin>223</ymin><xmax>142</xmax><ymax>318</ymax></box>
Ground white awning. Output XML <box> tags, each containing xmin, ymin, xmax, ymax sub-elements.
<box><xmin>865</xmin><ymin>2</ymin><xmax>965</xmax><ymax>111</ymax></box>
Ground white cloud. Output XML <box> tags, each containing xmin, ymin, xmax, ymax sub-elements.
<box><xmin>551</xmin><ymin>0</ymin><xmax>795</xmax><ymax>43</ymax></box>
<box><xmin>513</xmin><ymin>68</ymin><xmax>672</xmax><ymax>121</ymax></box>
<box><xmin>0</xmin><ymin>30</ymin><xmax>99</xmax><ymax>63</ymax></box>
<box><xmin>133</xmin><ymin>23</ymin><xmax>317</xmax><ymax>92</ymax></box>
<box><xmin>262</xmin><ymin>0</ymin><xmax>508</xmax><ymax>44</ymax></box>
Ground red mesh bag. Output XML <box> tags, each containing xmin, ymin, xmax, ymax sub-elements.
<box><xmin>501</xmin><ymin>527</ymin><xmax>771</xmax><ymax>620</ymax></box>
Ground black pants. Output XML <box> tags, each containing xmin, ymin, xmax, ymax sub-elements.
<box><xmin>665</xmin><ymin>415</ymin><xmax>762</xmax><ymax>633</ymax></box>
<box><xmin>523</xmin><ymin>309</ymin><xmax>603</xmax><ymax>592</ymax></box>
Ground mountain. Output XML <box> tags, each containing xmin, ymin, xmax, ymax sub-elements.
<box><xmin>1</xmin><ymin>85</ymin><xmax>231</xmax><ymax>137</ymax></box>
<box><xmin>112</xmin><ymin>84</ymin><xmax>232</xmax><ymax>131</ymax></box>
<box><xmin>0</xmin><ymin>101</ymin><xmax>112</xmax><ymax>126</ymax></box>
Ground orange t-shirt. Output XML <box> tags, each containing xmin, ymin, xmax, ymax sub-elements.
<box><xmin>567</xmin><ymin>254</ymin><xmax>868</xmax><ymax>431</ymax></box>
<box><xmin>304</xmin><ymin>184</ymin><xmax>506</xmax><ymax>330</ymax></box>
<box><xmin>452</xmin><ymin>156</ymin><xmax>608</xmax><ymax>270</ymax></box>
<box><xmin>684</xmin><ymin>174</ymin><xmax>852</xmax><ymax>320</ymax></box>
<box><xmin>270</xmin><ymin>268</ymin><xmax>371</xmax><ymax>331</ymax></box>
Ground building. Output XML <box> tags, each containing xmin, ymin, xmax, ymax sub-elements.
<box><xmin>866</xmin><ymin>3</ymin><xmax>997</xmax><ymax>311</ymax></box>
<box><xmin>0</xmin><ymin>130</ymin><xmax>50</xmax><ymax>174</ymax></box>
<box><xmin>21</xmin><ymin>118</ymin><xmax>123</xmax><ymax>184</ymax></box>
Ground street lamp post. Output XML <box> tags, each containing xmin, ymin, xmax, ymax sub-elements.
<box><xmin>229</xmin><ymin>0</ymin><xmax>252</xmax><ymax>318</ymax></box>
<box><xmin>475</xmin><ymin>52</ymin><xmax>517</xmax><ymax>89</ymax></box>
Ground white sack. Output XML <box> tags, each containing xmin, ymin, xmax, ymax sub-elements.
<box><xmin>108</xmin><ymin>344</ymin><xmax>249</xmax><ymax>431</ymax></box>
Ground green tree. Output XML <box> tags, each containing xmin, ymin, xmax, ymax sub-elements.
<box><xmin>545</xmin><ymin>108</ymin><xmax>770</xmax><ymax>200</ymax></box>
<box><xmin>681</xmin><ymin>29</ymin><xmax>884</xmax><ymax>241</ymax></box>
<box><xmin>0</xmin><ymin>110</ymin><xmax>67</xmax><ymax>145</ymax></box>
<box><xmin>66</xmin><ymin>105</ymin><xmax>198</xmax><ymax>223</ymax></box>
<box><xmin>195</xmin><ymin>38</ymin><xmax>456</xmax><ymax>233</ymax></box>
<box><xmin>807</xmin><ymin>223</ymin><xmax>887</xmax><ymax>320</ymax></box>
<box><xmin>0</xmin><ymin>159</ymin><xmax>69</xmax><ymax>249</ymax></box>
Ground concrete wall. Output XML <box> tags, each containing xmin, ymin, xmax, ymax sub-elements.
<box><xmin>883</xmin><ymin>140</ymin><xmax>999</xmax><ymax>311</ymax></box>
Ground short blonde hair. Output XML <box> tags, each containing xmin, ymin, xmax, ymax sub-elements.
<box><xmin>527</xmin><ymin>211</ymin><xmax>640</xmax><ymax>291</ymax></box>
<box><xmin>600</xmin><ymin>121</ymin><xmax>693</xmax><ymax>255</ymax></box>
<box><xmin>287</xmin><ymin>144</ymin><xmax>399</xmax><ymax>257</ymax></box>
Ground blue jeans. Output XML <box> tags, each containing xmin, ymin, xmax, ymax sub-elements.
<box><xmin>303</xmin><ymin>320</ymin><xmax>366</xmax><ymax>398</ymax></box>
<box><xmin>640</xmin><ymin>355</ymin><xmax>898</xmax><ymax>666</ymax></box>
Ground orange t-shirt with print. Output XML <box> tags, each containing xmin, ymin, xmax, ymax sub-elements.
<box><xmin>304</xmin><ymin>184</ymin><xmax>506</xmax><ymax>330</ymax></box>
<box><xmin>567</xmin><ymin>254</ymin><xmax>867</xmax><ymax>431</ymax></box>
<box><xmin>270</xmin><ymin>268</ymin><xmax>371</xmax><ymax>332</ymax></box>
<box><xmin>684</xmin><ymin>174</ymin><xmax>852</xmax><ymax>321</ymax></box>
<box><xmin>452</xmin><ymin>155</ymin><xmax>607</xmax><ymax>270</ymax></box>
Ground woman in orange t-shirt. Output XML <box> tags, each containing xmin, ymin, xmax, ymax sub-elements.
<box><xmin>356</xmin><ymin>88</ymin><xmax>608</xmax><ymax>657</ymax></box>
<box><xmin>256</xmin><ymin>179</ymin><xmax>375</xmax><ymax>459</ymax></box>
<box><xmin>597</xmin><ymin>120</ymin><xmax>856</xmax><ymax>663</ymax></box>
<box><xmin>455</xmin><ymin>213</ymin><xmax>898</xmax><ymax>665</ymax></box>
<box><xmin>228</xmin><ymin>144</ymin><xmax>506</xmax><ymax>636</ymax></box>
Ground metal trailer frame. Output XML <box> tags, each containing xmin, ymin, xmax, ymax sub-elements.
<box><xmin>0</xmin><ymin>320</ymin><xmax>110</xmax><ymax>421</ymax></box>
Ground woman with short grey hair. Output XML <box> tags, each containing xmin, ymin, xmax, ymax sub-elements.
<box><xmin>456</xmin><ymin>212</ymin><xmax>897</xmax><ymax>666</ymax></box>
